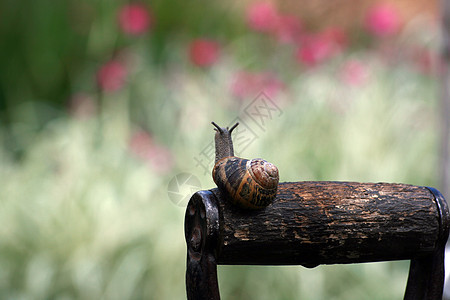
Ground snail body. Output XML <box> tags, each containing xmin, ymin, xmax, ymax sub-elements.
<box><xmin>211</xmin><ymin>122</ymin><xmax>279</xmax><ymax>209</ymax></box>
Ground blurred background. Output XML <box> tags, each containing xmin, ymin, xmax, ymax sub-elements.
<box><xmin>0</xmin><ymin>0</ymin><xmax>448</xmax><ymax>299</ymax></box>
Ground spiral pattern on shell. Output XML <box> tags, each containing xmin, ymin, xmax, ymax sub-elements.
<box><xmin>212</xmin><ymin>157</ymin><xmax>279</xmax><ymax>209</ymax></box>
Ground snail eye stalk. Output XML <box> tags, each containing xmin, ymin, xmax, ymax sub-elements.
<box><xmin>229</xmin><ymin>122</ymin><xmax>239</xmax><ymax>134</ymax></box>
<box><xmin>211</xmin><ymin>121</ymin><xmax>223</xmax><ymax>133</ymax></box>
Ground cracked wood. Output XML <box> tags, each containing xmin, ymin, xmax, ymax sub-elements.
<box><xmin>212</xmin><ymin>181</ymin><xmax>440</xmax><ymax>266</ymax></box>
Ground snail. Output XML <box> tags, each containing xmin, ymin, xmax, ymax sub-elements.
<box><xmin>211</xmin><ymin>121</ymin><xmax>279</xmax><ymax>209</ymax></box>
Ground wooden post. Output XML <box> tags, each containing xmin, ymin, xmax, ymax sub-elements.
<box><xmin>185</xmin><ymin>190</ymin><xmax>220</xmax><ymax>300</ymax></box>
<box><xmin>185</xmin><ymin>182</ymin><xmax>449</xmax><ymax>299</ymax></box>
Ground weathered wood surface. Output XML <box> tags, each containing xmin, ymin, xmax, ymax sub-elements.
<box><xmin>212</xmin><ymin>181</ymin><xmax>440</xmax><ymax>266</ymax></box>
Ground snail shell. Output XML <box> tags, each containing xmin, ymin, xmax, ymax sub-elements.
<box><xmin>212</xmin><ymin>156</ymin><xmax>279</xmax><ymax>209</ymax></box>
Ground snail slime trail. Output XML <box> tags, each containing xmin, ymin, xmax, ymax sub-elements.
<box><xmin>211</xmin><ymin>122</ymin><xmax>279</xmax><ymax>210</ymax></box>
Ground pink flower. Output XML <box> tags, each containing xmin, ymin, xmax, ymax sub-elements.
<box><xmin>246</xmin><ymin>2</ymin><xmax>279</xmax><ymax>33</ymax></box>
<box><xmin>365</xmin><ymin>3</ymin><xmax>401</xmax><ymax>37</ymax></box>
<box><xmin>246</xmin><ymin>3</ymin><xmax>303</xmax><ymax>43</ymax></box>
<box><xmin>189</xmin><ymin>39</ymin><xmax>221</xmax><ymax>67</ymax></box>
<box><xmin>118</xmin><ymin>3</ymin><xmax>153</xmax><ymax>35</ymax></box>
<box><xmin>339</xmin><ymin>59</ymin><xmax>370</xmax><ymax>86</ymax></box>
<box><xmin>274</xmin><ymin>14</ymin><xmax>302</xmax><ymax>44</ymax></box>
<box><xmin>129</xmin><ymin>129</ymin><xmax>174</xmax><ymax>174</ymax></box>
<box><xmin>230</xmin><ymin>71</ymin><xmax>284</xmax><ymax>99</ymax></box>
<box><xmin>96</xmin><ymin>60</ymin><xmax>127</xmax><ymax>92</ymax></box>
<box><xmin>296</xmin><ymin>28</ymin><xmax>347</xmax><ymax>67</ymax></box>
<box><xmin>321</xmin><ymin>27</ymin><xmax>348</xmax><ymax>49</ymax></box>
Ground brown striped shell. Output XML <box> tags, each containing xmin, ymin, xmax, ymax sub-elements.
<box><xmin>212</xmin><ymin>156</ymin><xmax>279</xmax><ymax>209</ymax></box>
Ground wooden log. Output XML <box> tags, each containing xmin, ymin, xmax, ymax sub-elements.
<box><xmin>212</xmin><ymin>181</ymin><xmax>442</xmax><ymax>266</ymax></box>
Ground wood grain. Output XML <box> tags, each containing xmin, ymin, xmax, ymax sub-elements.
<box><xmin>212</xmin><ymin>181</ymin><xmax>440</xmax><ymax>266</ymax></box>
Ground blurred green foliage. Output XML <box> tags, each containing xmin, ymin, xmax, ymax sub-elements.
<box><xmin>0</xmin><ymin>0</ymin><xmax>442</xmax><ymax>299</ymax></box>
